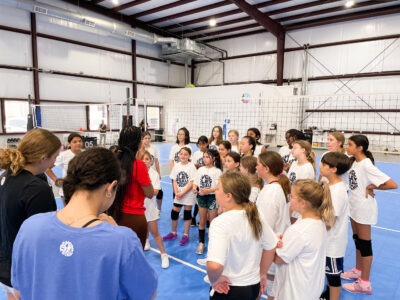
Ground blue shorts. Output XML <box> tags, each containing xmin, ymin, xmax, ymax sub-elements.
<box><xmin>325</xmin><ymin>256</ymin><xmax>344</xmax><ymax>275</ymax></box>
<box><xmin>197</xmin><ymin>194</ymin><xmax>218</xmax><ymax>210</ymax></box>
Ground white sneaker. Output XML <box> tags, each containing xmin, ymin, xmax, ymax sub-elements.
<box><xmin>161</xmin><ymin>253</ymin><xmax>170</xmax><ymax>269</ymax></box>
<box><xmin>197</xmin><ymin>258</ymin><xmax>207</xmax><ymax>266</ymax></box>
<box><xmin>203</xmin><ymin>275</ymin><xmax>210</xmax><ymax>284</ymax></box>
<box><xmin>144</xmin><ymin>239</ymin><xmax>150</xmax><ymax>251</ymax></box>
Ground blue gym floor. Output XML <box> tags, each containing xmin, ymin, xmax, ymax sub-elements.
<box><xmin>1</xmin><ymin>143</ymin><xmax>399</xmax><ymax>299</ymax></box>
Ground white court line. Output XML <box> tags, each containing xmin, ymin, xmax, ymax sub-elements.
<box><xmin>372</xmin><ymin>225</ymin><xmax>400</xmax><ymax>233</ymax></box>
<box><xmin>160</xmin><ymin>180</ymin><xmax>172</xmax><ymax>185</ymax></box>
<box><xmin>149</xmin><ymin>247</ymin><xmax>269</xmax><ymax>299</ymax></box>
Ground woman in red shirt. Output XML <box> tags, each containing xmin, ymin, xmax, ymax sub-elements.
<box><xmin>110</xmin><ymin>126</ymin><xmax>154</xmax><ymax>249</ymax></box>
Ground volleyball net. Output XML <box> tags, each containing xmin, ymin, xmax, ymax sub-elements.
<box><xmin>29</xmin><ymin>92</ymin><xmax>400</xmax><ymax>152</ymax></box>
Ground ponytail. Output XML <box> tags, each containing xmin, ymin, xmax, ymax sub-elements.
<box><xmin>293</xmin><ymin>179</ymin><xmax>335</xmax><ymax>228</ymax></box>
<box><xmin>243</xmin><ymin>201</ymin><xmax>263</xmax><ymax>240</ymax></box>
<box><xmin>364</xmin><ymin>150</ymin><xmax>375</xmax><ymax>165</ymax></box>
<box><xmin>0</xmin><ymin>148</ymin><xmax>25</xmax><ymax>176</ymax></box>
<box><xmin>219</xmin><ymin>172</ymin><xmax>263</xmax><ymax>240</ymax></box>
<box><xmin>278</xmin><ymin>174</ymin><xmax>291</xmax><ymax>202</ymax></box>
<box><xmin>349</xmin><ymin>134</ymin><xmax>375</xmax><ymax>165</ymax></box>
<box><xmin>319</xmin><ymin>181</ymin><xmax>335</xmax><ymax>229</ymax></box>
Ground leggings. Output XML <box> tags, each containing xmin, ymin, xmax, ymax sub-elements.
<box><xmin>118</xmin><ymin>213</ymin><xmax>148</xmax><ymax>249</ymax></box>
<box><xmin>210</xmin><ymin>283</ymin><xmax>260</xmax><ymax>300</ymax></box>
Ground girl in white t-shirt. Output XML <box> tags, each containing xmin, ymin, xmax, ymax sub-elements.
<box><xmin>169</xmin><ymin>127</ymin><xmax>192</xmax><ymax>170</ymax></box>
<box><xmin>318</xmin><ymin>152</ymin><xmax>350</xmax><ymax>300</ymax></box>
<box><xmin>278</xmin><ymin>129</ymin><xmax>302</xmax><ymax>173</ymax></box>
<box><xmin>274</xmin><ymin>179</ymin><xmax>335</xmax><ymax>300</ymax></box>
<box><xmin>239</xmin><ymin>156</ymin><xmax>264</xmax><ymax>203</ymax></box>
<box><xmin>228</xmin><ymin>129</ymin><xmax>240</xmax><ymax>153</ymax></box>
<box><xmin>247</xmin><ymin>128</ymin><xmax>267</xmax><ymax>157</ymax></box>
<box><xmin>240</xmin><ymin>136</ymin><xmax>256</xmax><ymax>157</ymax></box>
<box><xmin>288</xmin><ymin>140</ymin><xmax>315</xmax><ymax>185</ymax></box>
<box><xmin>209</xmin><ymin>126</ymin><xmax>223</xmax><ymax>151</ymax></box>
<box><xmin>256</xmin><ymin>151</ymin><xmax>291</xmax><ymax>300</ymax></box>
<box><xmin>224</xmin><ymin>152</ymin><xmax>240</xmax><ymax>172</ymax></box>
<box><xmin>142</xmin><ymin>151</ymin><xmax>169</xmax><ymax>269</ymax></box>
<box><xmin>192</xmin><ymin>149</ymin><xmax>223</xmax><ymax>255</ymax></box>
<box><xmin>207</xmin><ymin>172</ymin><xmax>278</xmax><ymax>300</ymax></box>
<box><xmin>193</xmin><ymin>136</ymin><xmax>209</xmax><ymax>169</ymax></box>
<box><xmin>341</xmin><ymin>135</ymin><xmax>397</xmax><ymax>295</ymax></box>
<box><xmin>163</xmin><ymin>147</ymin><xmax>197</xmax><ymax>246</ymax></box>
<box><xmin>46</xmin><ymin>133</ymin><xmax>83</xmax><ymax>204</ymax></box>
<box><xmin>140</xmin><ymin>131</ymin><xmax>164</xmax><ymax>210</ymax></box>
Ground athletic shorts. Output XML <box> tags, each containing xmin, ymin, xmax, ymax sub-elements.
<box><xmin>325</xmin><ymin>256</ymin><xmax>344</xmax><ymax>275</ymax></box>
<box><xmin>197</xmin><ymin>194</ymin><xmax>218</xmax><ymax>210</ymax></box>
<box><xmin>144</xmin><ymin>198</ymin><xmax>160</xmax><ymax>222</ymax></box>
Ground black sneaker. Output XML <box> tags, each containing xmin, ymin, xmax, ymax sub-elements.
<box><xmin>191</xmin><ymin>218</ymin><xmax>197</xmax><ymax>227</ymax></box>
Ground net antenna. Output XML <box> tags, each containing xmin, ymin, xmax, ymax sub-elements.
<box><xmin>122</xmin><ymin>87</ymin><xmax>133</xmax><ymax>129</ymax></box>
<box><xmin>27</xmin><ymin>94</ymin><xmax>35</xmax><ymax>131</ymax></box>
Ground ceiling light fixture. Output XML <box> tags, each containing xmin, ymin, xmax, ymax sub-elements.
<box><xmin>111</xmin><ymin>0</ymin><xmax>119</xmax><ymax>5</ymax></box>
<box><xmin>209</xmin><ymin>18</ymin><xmax>217</xmax><ymax>27</ymax></box>
<box><xmin>345</xmin><ymin>0</ymin><xmax>355</xmax><ymax>8</ymax></box>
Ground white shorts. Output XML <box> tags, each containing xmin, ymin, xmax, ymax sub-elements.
<box><xmin>144</xmin><ymin>198</ymin><xmax>160</xmax><ymax>222</ymax></box>
<box><xmin>0</xmin><ymin>282</ymin><xmax>16</xmax><ymax>297</ymax></box>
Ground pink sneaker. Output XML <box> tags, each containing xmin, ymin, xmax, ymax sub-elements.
<box><xmin>341</xmin><ymin>267</ymin><xmax>361</xmax><ymax>280</ymax></box>
<box><xmin>179</xmin><ymin>234</ymin><xmax>189</xmax><ymax>246</ymax></box>
<box><xmin>163</xmin><ymin>232</ymin><xmax>177</xmax><ymax>241</ymax></box>
<box><xmin>343</xmin><ymin>278</ymin><xmax>372</xmax><ymax>295</ymax></box>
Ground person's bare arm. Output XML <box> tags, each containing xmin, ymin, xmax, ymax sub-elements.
<box><xmin>142</xmin><ymin>184</ymin><xmax>154</xmax><ymax>199</ymax></box>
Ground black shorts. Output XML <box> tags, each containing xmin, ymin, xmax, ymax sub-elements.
<box><xmin>210</xmin><ymin>283</ymin><xmax>260</xmax><ymax>300</ymax></box>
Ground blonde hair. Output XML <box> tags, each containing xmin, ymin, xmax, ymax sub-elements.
<box><xmin>228</xmin><ymin>129</ymin><xmax>239</xmax><ymax>148</ymax></box>
<box><xmin>329</xmin><ymin>132</ymin><xmax>345</xmax><ymax>153</ymax></box>
<box><xmin>258</xmin><ymin>151</ymin><xmax>291</xmax><ymax>202</ymax></box>
<box><xmin>293</xmin><ymin>140</ymin><xmax>316</xmax><ymax>173</ymax></box>
<box><xmin>219</xmin><ymin>172</ymin><xmax>263</xmax><ymax>240</ymax></box>
<box><xmin>240</xmin><ymin>156</ymin><xmax>264</xmax><ymax>190</ymax></box>
<box><xmin>0</xmin><ymin>129</ymin><xmax>61</xmax><ymax>176</ymax></box>
<box><xmin>292</xmin><ymin>179</ymin><xmax>335</xmax><ymax>228</ymax></box>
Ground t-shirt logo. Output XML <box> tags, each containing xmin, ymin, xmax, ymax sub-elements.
<box><xmin>60</xmin><ymin>241</ymin><xmax>74</xmax><ymax>257</ymax></box>
<box><xmin>174</xmin><ymin>152</ymin><xmax>180</xmax><ymax>163</ymax></box>
<box><xmin>289</xmin><ymin>172</ymin><xmax>296</xmax><ymax>184</ymax></box>
<box><xmin>176</xmin><ymin>171</ymin><xmax>189</xmax><ymax>187</ymax></box>
<box><xmin>150</xmin><ymin>154</ymin><xmax>155</xmax><ymax>167</ymax></box>
<box><xmin>283</xmin><ymin>154</ymin><xmax>290</xmax><ymax>164</ymax></box>
<box><xmin>210</xmin><ymin>144</ymin><xmax>218</xmax><ymax>151</ymax></box>
<box><xmin>200</xmin><ymin>175</ymin><xmax>212</xmax><ymax>189</ymax></box>
<box><xmin>349</xmin><ymin>170</ymin><xmax>358</xmax><ymax>190</ymax></box>
<box><xmin>197</xmin><ymin>157</ymin><xmax>204</xmax><ymax>165</ymax></box>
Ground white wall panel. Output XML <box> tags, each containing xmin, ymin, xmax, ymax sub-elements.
<box><xmin>0</xmin><ymin>4</ymin><xmax>30</xmax><ymax>30</ymax></box>
<box><xmin>39</xmin><ymin>73</ymin><xmax>130</xmax><ymax>103</ymax></box>
<box><xmin>0</xmin><ymin>69</ymin><xmax>33</xmax><ymax>98</ymax></box>
<box><xmin>37</xmin><ymin>37</ymin><xmax>132</xmax><ymax>80</ymax></box>
<box><xmin>137</xmin><ymin>85</ymin><xmax>164</xmax><ymax>103</ymax></box>
<box><xmin>210</xmin><ymin>32</ymin><xmax>276</xmax><ymax>56</ymax></box>
<box><xmin>136</xmin><ymin>41</ymin><xmax>161</xmax><ymax>58</ymax></box>
<box><xmin>136</xmin><ymin>58</ymin><xmax>185</xmax><ymax>87</ymax></box>
<box><xmin>195</xmin><ymin>62</ymin><xmax>223</xmax><ymax>86</ymax></box>
<box><xmin>0</xmin><ymin>30</ymin><xmax>31</xmax><ymax>66</ymax></box>
<box><xmin>285</xmin><ymin>14</ymin><xmax>400</xmax><ymax>48</ymax></box>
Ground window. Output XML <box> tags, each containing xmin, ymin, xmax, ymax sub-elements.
<box><xmin>5</xmin><ymin>101</ymin><xmax>29</xmax><ymax>133</ymax></box>
<box><xmin>89</xmin><ymin>105</ymin><xmax>107</xmax><ymax>131</ymax></box>
<box><xmin>146</xmin><ymin>106</ymin><xmax>160</xmax><ymax>130</ymax></box>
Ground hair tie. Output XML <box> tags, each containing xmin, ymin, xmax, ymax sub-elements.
<box><xmin>320</xmin><ymin>182</ymin><xmax>325</xmax><ymax>189</ymax></box>
<box><xmin>279</xmin><ymin>172</ymin><xmax>283</xmax><ymax>176</ymax></box>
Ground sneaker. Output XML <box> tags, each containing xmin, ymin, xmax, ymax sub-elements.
<box><xmin>203</xmin><ymin>275</ymin><xmax>210</xmax><ymax>284</ymax></box>
<box><xmin>191</xmin><ymin>217</ymin><xmax>197</xmax><ymax>227</ymax></box>
<box><xmin>341</xmin><ymin>267</ymin><xmax>361</xmax><ymax>280</ymax></box>
<box><xmin>343</xmin><ymin>278</ymin><xmax>372</xmax><ymax>295</ymax></box>
<box><xmin>179</xmin><ymin>234</ymin><xmax>189</xmax><ymax>246</ymax></box>
<box><xmin>144</xmin><ymin>239</ymin><xmax>150</xmax><ymax>251</ymax></box>
<box><xmin>161</xmin><ymin>253</ymin><xmax>169</xmax><ymax>269</ymax></box>
<box><xmin>196</xmin><ymin>242</ymin><xmax>205</xmax><ymax>254</ymax></box>
<box><xmin>163</xmin><ymin>232</ymin><xmax>177</xmax><ymax>241</ymax></box>
<box><xmin>197</xmin><ymin>258</ymin><xmax>207</xmax><ymax>266</ymax></box>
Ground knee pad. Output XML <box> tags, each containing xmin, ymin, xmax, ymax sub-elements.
<box><xmin>327</xmin><ymin>274</ymin><xmax>341</xmax><ymax>287</ymax></box>
<box><xmin>184</xmin><ymin>210</ymin><xmax>192</xmax><ymax>220</ymax></box>
<box><xmin>358</xmin><ymin>239</ymin><xmax>372</xmax><ymax>257</ymax></box>
<box><xmin>156</xmin><ymin>189</ymin><xmax>163</xmax><ymax>200</ymax></box>
<box><xmin>171</xmin><ymin>209</ymin><xmax>179</xmax><ymax>220</ymax></box>
<box><xmin>353</xmin><ymin>234</ymin><xmax>360</xmax><ymax>250</ymax></box>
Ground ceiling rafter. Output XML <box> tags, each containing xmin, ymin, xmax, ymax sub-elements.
<box><xmin>227</xmin><ymin>0</ymin><xmax>283</xmax><ymax>37</ymax></box>
<box><xmin>190</xmin><ymin>23</ymin><xmax>261</xmax><ymax>40</ymax></box>
<box><xmin>163</xmin><ymin>0</ymin><xmax>290</xmax><ymax>31</ymax></box>
<box><xmin>147</xmin><ymin>1</ymin><xmax>232</xmax><ymax>25</ymax></box>
<box><xmin>113</xmin><ymin>0</ymin><xmax>151</xmax><ymax>12</ymax></box>
<box><xmin>181</xmin><ymin>0</ymin><xmax>387</xmax><ymax>36</ymax></box>
<box><xmin>130</xmin><ymin>0</ymin><xmax>196</xmax><ymax>19</ymax></box>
